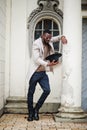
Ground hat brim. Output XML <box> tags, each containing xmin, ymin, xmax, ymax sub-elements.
<box><xmin>45</xmin><ymin>53</ymin><xmax>62</xmax><ymax>62</ymax></box>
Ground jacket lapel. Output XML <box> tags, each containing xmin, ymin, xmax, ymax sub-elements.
<box><xmin>39</xmin><ymin>38</ymin><xmax>44</xmax><ymax>54</ymax></box>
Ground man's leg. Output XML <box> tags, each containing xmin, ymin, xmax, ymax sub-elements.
<box><xmin>27</xmin><ymin>73</ymin><xmax>38</xmax><ymax>121</ymax></box>
<box><xmin>34</xmin><ymin>72</ymin><xmax>50</xmax><ymax>120</ymax></box>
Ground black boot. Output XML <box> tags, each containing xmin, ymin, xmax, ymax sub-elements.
<box><xmin>27</xmin><ymin>111</ymin><xmax>33</xmax><ymax>121</ymax></box>
<box><xmin>33</xmin><ymin>109</ymin><xmax>39</xmax><ymax>121</ymax></box>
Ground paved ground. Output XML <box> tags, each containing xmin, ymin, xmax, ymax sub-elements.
<box><xmin>0</xmin><ymin>114</ymin><xmax>87</xmax><ymax>130</ymax></box>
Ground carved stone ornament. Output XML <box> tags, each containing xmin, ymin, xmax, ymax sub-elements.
<box><xmin>27</xmin><ymin>0</ymin><xmax>63</xmax><ymax>29</ymax></box>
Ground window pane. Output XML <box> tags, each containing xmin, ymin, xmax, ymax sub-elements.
<box><xmin>53</xmin><ymin>22</ymin><xmax>58</xmax><ymax>29</ymax></box>
<box><xmin>53</xmin><ymin>31</ymin><xmax>59</xmax><ymax>51</ymax></box>
<box><xmin>53</xmin><ymin>42</ymin><xmax>59</xmax><ymax>51</ymax></box>
<box><xmin>34</xmin><ymin>31</ymin><xmax>42</xmax><ymax>39</ymax></box>
<box><xmin>36</xmin><ymin>21</ymin><xmax>42</xmax><ymax>29</ymax></box>
<box><xmin>44</xmin><ymin>19</ymin><xmax>52</xmax><ymax>30</ymax></box>
<box><xmin>53</xmin><ymin>31</ymin><xmax>59</xmax><ymax>36</ymax></box>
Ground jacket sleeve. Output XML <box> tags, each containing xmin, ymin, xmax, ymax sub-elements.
<box><xmin>32</xmin><ymin>42</ymin><xmax>48</xmax><ymax>67</ymax></box>
<box><xmin>51</xmin><ymin>35</ymin><xmax>62</xmax><ymax>42</ymax></box>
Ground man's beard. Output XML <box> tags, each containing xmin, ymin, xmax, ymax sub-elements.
<box><xmin>43</xmin><ymin>39</ymin><xmax>49</xmax><ymax>45</ymax></box>
<box><xmin>43</xmin><ymin>40</ymin><xmax>51</xmax><ymax>51</ymax></box>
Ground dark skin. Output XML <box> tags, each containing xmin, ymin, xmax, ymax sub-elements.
<box><xmin>41</xmin><ymin>33</ymin><xmax>67</xmax><ymax>66</ymax></box>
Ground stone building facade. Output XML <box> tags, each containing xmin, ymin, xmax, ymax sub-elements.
<box><xmin>0</xmin><ymin>0</ymin><xmax>87</xmax><ymax>118</ymax></box>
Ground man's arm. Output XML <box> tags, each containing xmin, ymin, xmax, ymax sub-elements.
<box><xmin>51</xmin><ymin>35</ymin><xmax>67</xmax><ymax>44</ymax></box>
<box><xmin>47</xmin><ymin>60</ymin><xmax>59</xmax><ymax>66</ymax></box>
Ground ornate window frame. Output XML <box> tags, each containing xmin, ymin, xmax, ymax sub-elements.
<box><xmin>27</xmin><ymin>0</ymin><xmax>63</xmax><ymax>57</ymax></box>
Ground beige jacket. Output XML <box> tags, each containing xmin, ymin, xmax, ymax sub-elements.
<box><xmin>27</xmin><ymin>35</ymin><xmax>61</xmax><ymax>81</ymax></box>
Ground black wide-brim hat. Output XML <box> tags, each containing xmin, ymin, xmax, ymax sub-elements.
<box><xmin>45</xmin><ymin>52</ymin><xmax>62</xmax><ymax>62</ymax></box>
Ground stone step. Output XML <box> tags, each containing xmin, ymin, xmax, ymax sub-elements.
<box><xmin>4</xmin><ymin>103</ymin><xmax>28</xmax><ymax>114</ymax></box>
<box><xmin>4</xmin><ymin>97</ymin><xmax>27</xmax><ymax>114</ymax></box>
<box><xmin>4</xmin><ymin>96</ymin><xmax>60</xmax><ymax>114</ymax></box>
<box><xmin>6</xmin><ymin>96</ymin><xmax>27</xmax><ymax>103</ymax></box>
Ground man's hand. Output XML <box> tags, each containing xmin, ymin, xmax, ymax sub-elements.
<box><xmin>61</xmin><ymin>36</ymin><xmax>67</xmax><ymax>44</ymax></box>
<box><xmin>47</xmin><ymin>60</ymin><xmax>59</xmax><ymax>66</ymax></box>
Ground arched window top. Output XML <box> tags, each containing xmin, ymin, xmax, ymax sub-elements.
<box><xmin>27</xmin><ymin>0</ymin><xmax>63</xmax><ymax>29</ymax></box>
<box><xmin>35</xmin><ymin>19</ymin><xmax>59</xmax><ymax>40</ymax></box>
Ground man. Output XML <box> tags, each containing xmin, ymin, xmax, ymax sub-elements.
<box><xmin>27</xmin><ymin>30</ymin><xmax>67</xmax><ymax>121</ymax></box>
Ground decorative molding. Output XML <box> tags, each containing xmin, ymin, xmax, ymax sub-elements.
<box><xmin>37</xmin><ymin>0</ymin><xmax>59</xmax><ymax>11</ymax></box>
<box><xmin>27</xmin><ymin>5</ymin><xmax>43</xmax><ymax>28</ymax></box>
<box><xmin>27</xmin><ymin>0</ymin><xmax>63</xmax><ymax>29</ymax></box>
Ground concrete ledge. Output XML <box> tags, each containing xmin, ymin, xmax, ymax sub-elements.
<box><xmin>4</xmin><ymin>103</ymin><xmax>60</xmax><ymax>114</ymax></box>
<box><xmin>54</xmin><ymin>114</ymin><xmax>87</xmax><ymax>122</ymax></box>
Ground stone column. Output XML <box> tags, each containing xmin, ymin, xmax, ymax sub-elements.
<box><xmin>56</xmin><ymin>0</ymin><xmax>86</xmax><ymax>119</ymax></box>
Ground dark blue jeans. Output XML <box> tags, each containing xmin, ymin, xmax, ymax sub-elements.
<box><xmin>27</xmin><ymin>71</ymin><xmax>50</xmax><ymax>113</ymax></box>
